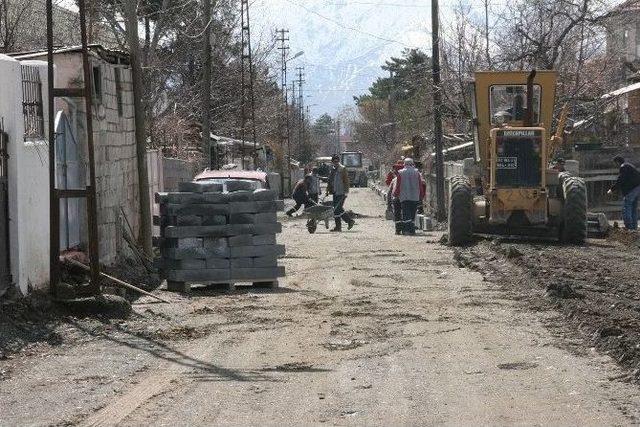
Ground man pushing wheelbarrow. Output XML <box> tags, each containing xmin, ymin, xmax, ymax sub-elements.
<box><xmin>325</xmin><ymin>154</ymin><xmax>355</xmax><ymax>232</ymax></box>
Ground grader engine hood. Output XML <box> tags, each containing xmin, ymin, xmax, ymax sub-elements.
<box><xmin>492</xmin><ymin>129</ymin><xmax>544</xmax><ymax>188</ymax></box>
<box><xmin>488</xmin><ymin>127</ymin><xmax>548</xmax><ymax>225</ymax></box>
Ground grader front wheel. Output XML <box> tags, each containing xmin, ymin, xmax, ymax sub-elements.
<box><xmin>561</xmin><ymin>175</ymin><xmax>587</xmax><ymax>244</ymax></box>
<box><xmin>448</xmin><ymin>175</ymin><xmax>474</xmax><ymax>246</ymax></box>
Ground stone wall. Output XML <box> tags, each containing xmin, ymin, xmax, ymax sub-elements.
<box><xmin>92</xmin><ymin>59</ymin><xmax>139</xmax><ymax>264</ymax></box>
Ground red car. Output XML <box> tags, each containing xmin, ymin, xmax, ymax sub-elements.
<box><xmin>193</xmin><ymin>170</ymin><xmax>269</xmax><ymax>191</ymax></box>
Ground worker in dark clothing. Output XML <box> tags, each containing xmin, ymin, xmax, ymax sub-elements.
<box><xmin>608</xmin><ymin>155</ymin><xmax>640</xmax><ymax>230</ymax></box>
<box><xmin>326</xmin><ymin>154</ymin><xmax>355</xmax><ymax>232</ymax></box>
<box><xmin>286</xmin><ymin>178</ymin><xmax>310</xmax><ymax>217</ymax></box>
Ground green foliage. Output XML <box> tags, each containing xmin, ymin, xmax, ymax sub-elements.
<box><xmin>310</xmin><ymin>114</ymin><xmax>337</xmax><ymax>157</ymax></box>
<box><xmin>356</xmin><ymin>48</ymin><xmax>430</xmax><ymax>104</ymax></box>
<box><xmin>351</xmin><ymin>48</ymin><xmax>433</xmax><ymax>162</ymax></box>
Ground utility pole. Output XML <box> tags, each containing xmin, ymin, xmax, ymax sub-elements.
<box><xmin>276</xmin><ymin>29</ymin><xmax>291</xmax><ymax>192</ymax></box>
<box><xmin>484</xmin><ymin>0</ymin><xmax>491</xmax><ymax>68</ymax></box>
<box><xmin>296</xmin><ymin>66</ymin><xmax>305</xmax><ymax>158</ymax></box>
<box><xmin>432</xmin><ymin>0</ymin><xmax>445</xmax><ymax>221</ymax></box>
<box><xmin>335</xmin><ymin>119</ymin><xmax>341</xmax><ymax>154</ymax></box>
<box><xmin>388</xmin><ymin>70</ymin><xmax>396</xmax><ymax>150</ymax></box>
<box><xmin>202</xmin><ymin>0</ymin><xmax>212</xmax><ymax>168</ymax></box>
<box><xmin>290</xmin><ymin>81</ymin><xmax>297</xmax><ymax>154</ymax></box>
<box><xmin>240</xmin><ymin>0</ymin><xmax>258</xmax><ymax>169</ymax></box>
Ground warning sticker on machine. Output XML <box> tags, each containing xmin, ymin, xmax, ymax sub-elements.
<box><xmin>496</xmin><ymin>157</ymin><xmax>518</xmax><ymax>169</ymax></box>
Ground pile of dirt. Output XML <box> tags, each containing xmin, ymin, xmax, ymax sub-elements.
<box><xmin>0</xmin><ymin>293</ymin><xmax>62</xmax><ymax>359</ymax></box>
<box><xmin>0</xmin><ymin>292</ymin><xmax>134</xmax><ymax>362</ymax></box>
<box><xmin>607</xmin><ymin>227</ymin><xmax>640</xmax><ymax>247</ymax></box>
<box><xmin>454</xmin><ymin>238</ymin><xmax>640</xmax><ymax>382</ymax></box>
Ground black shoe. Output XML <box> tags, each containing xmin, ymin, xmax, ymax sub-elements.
<box><xmin>347</xmin><ymin>220</ymin><xmax>355</xmax><ymax>230</ymax></box>
<box><xmin>330</xmin><ymin>227</ymin><xmax>342</xmax><ymax>232</ymax></box>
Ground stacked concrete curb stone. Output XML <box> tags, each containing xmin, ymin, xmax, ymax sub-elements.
<box><xmin>155</xmin><ymin>181</ymin><xmax>285</xmax><ymax>292</ymax></box>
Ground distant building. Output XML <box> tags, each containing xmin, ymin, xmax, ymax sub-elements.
<box><xmin>605</xmin><ymin>0</ymin><xmax>640</xmax><ymax>83</ymax></box>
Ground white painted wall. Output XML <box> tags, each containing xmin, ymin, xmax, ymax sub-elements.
<box><xmin>0</xmin><ymin>56</ymin><xmax>50</xmax><ymax>295</ymax></box>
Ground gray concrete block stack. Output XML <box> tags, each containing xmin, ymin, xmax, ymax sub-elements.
<box><xmin>155</xmin><ymin>181</ymin><xmax>285</xmax><ymax>291</ymax></box>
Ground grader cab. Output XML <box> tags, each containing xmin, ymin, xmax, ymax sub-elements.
<box><xmin>448</xmin><ymin>70</ymin><xmax>588</xmax><ymax>245</ymax></box>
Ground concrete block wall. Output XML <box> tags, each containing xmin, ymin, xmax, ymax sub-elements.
<box><xmin>52</xmin><ymin>55</ymin><xmax>139</xmax><ymax>265</ymax></box>
<box><xmin>163</xmin><ymin>157</ymin><xmax>197</xmax><ymax>192</ymax></box>
<box><xmin>0</xmin><ymin>56</ymin><xmax>50</xmax><ymax>295</ymax></box>
<box><xmin>92</xmin><ymin>61</ymin><xmax>139</xmax><ymax>264</ymax></box>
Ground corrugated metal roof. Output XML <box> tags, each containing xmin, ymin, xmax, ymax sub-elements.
<box><xmin>601</xmin><ymin>81</ymin><xmax>640</xmax><ymax>99</ymax></box>
<box><xmin>430</xmin><ymin>141</ymin><xmax>474</xmax><ymax>156</ymax></box>
<box><xmin>8</xmin><ymin>44</ymin><xmax>129</xmax><ymax>65</ymax></box>
<box><xmin>209</xmin><ymin>133</ymin><xmax>262</xmax><ymax>149</ymax></box>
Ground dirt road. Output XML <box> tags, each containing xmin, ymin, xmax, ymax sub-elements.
<box><xmin>2</xmin><ymin>188</ymin><xmax>640</xmax><ymax>425</ymax></box>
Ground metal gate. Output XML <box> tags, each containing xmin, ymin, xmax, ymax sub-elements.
<box><xmin>0</xmin><ymin>121</ymin><xmax>11</xmax><ymax>295</ymax></box>
<box><xmin>55</xmin><ymin>111</ymin><xmax>81</xmax><ymax>250</ymax></box>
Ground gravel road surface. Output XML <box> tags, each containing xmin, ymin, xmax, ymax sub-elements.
<box><xmin>2</xmin><ymin>188</ymin><xmax>640</xmax><ymax>426</ymax></box>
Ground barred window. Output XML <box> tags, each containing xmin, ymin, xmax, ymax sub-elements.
<box><xmin>21</xmin><ymin>65</ymin><xmax>45</xmax><ymax>140</ymax></box>
<box><xmin>114</xmin><ymin>67</ymin><xmax>124</xmax><ymax>117</ymax></box>
<box><xmin>92</xmin><ymin>65</ymin><xmax>103</xmax><ymax>104</ymax></box>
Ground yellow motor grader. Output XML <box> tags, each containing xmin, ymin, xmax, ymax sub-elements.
<box><xmin>448</xmin><ymin>70</ymin><xmax>588</xmax><ymax>245</ymax></box>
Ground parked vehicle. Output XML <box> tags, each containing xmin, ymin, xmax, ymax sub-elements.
<box><xmin>194</xmin><ymin>169</ymin><xmax>268</xmax><ymax>191</ymax></box>
<box><xmin>340</xmin><ymin>151</ymin><xmax>368</xmax><ymax>187</ymax></box>
<box><xmin>314</xmin><ymin>157</ymin><xmax>332</xmax><ymax>183</ymax></box>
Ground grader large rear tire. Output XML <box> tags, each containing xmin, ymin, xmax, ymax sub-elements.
<box><xmin>561</xmin><ymin>175</ymin><xmax>587</xmax><ymax>244</ymax></box>
<box><xmin>448</xmin><ymin>175</ymin><xmax>473</xmax><ymax>246</ymax></box>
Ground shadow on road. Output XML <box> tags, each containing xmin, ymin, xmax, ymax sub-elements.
<box><xmin>68</xmin><ymin>319</ymin><xmax>277</xmax><ymax>383</ymax></box>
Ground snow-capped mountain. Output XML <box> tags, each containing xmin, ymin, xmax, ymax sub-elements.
<box><xmin>252</xmin><ymin>0</ymin><xmax>432</xmax><ymax>118</ymax></box>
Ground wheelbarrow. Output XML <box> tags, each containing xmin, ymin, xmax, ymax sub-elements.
<box><xmin>303</xmin><ymin>199</ymin><xmax>334</xmax><ymax>234</ymax></box>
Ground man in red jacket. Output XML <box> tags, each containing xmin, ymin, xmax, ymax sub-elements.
<box><xmin>385</xmin><ymin>161</ymin><xmax>405</xmax><ymax>186</ymax></box>
<box><xmin>386</xmin><ymin>162</ymin><xmax>404</xmax><ymax>217</ymax></box>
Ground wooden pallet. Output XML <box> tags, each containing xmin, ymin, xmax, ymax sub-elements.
<box><xmin>166</xmin><ymin>278</ymin><xmax>279</xmax><ymax>293</ymax></box>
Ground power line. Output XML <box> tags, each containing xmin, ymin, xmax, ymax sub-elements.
<box><xmin>321</xmin><ymin>1</ymin><xmax>430</xmax><ymax>7</ymax></box>
<box><xmin>282</xmin><ymin>0</ymin><xmax>424</xmax><ymax>47</ymax></box>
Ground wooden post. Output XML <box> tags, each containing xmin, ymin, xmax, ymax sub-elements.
<box><xmin>432</xmin><ymin>0</ymin><xmax>446</xmax><ymax>221</ymax></box>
